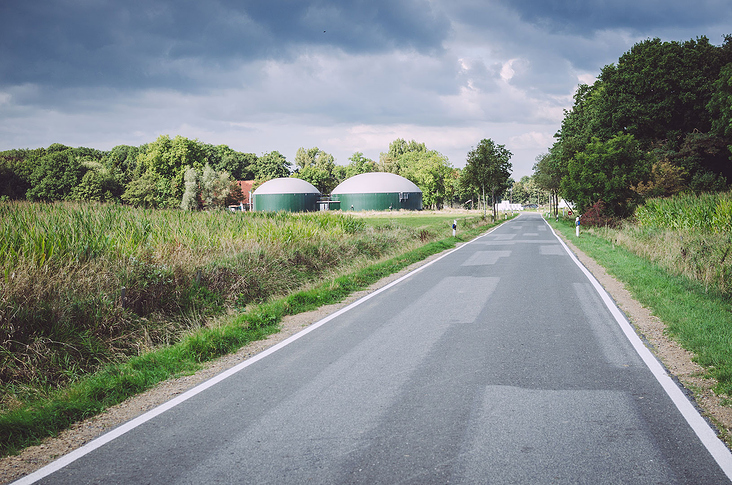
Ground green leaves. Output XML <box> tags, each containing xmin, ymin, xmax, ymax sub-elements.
<box><xmin>709</xmin><ymin>62</ymin><xmax>732</xmax><ymax>140</ymax></box>
<box><xmin>397</xmin><ymin>149</ymin><xmax>454</xmax><ymax>209</ymax></box>
<box><xmin>562</xmin><ymin>134</ymin><xmax>650</xmax><ymax>216</ymax></box>
<box><xmin>552</xmin><ymin>36</ymin><xmax>732</xmax><ymax>215</ymax></box>
<box><xmin>292</xmin><ymin>147</ymin><xmax>338</xmax><ymax>194</ymax></box>
<box><xmin>462</xmin><ymin>138</ymin><xmax>513</xmax><ymax>217</ymax></box>
<box><xmin>26</xmin><ymin>149</ymin><xmax>84</xmax><ymax>202</ymax></box>
<box><xmin>254</xmin><ymin>151</ymin><xmax>291</xmax><ymax>181</ymax></box>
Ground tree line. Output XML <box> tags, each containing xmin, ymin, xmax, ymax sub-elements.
<box><xmin>0</xmin><ymin>136</ymin><xmax>282</xmax><ymax>209</ymax></box>
<box><xmin>0</xmin><ymin>134</ymin><xmax>515</xmax><ymax>212</ymax></box>
<box><xmin>534</xmin><ymin>35</ymin><xmax>732</xmax><ymax>218</ymax></box>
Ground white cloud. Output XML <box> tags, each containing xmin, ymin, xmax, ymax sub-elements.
<box><xmin>509</xmin><ymin>131</ymin><xmax>554</xmax><ymax>150</ymax></box>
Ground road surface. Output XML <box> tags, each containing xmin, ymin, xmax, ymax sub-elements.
<box><xmin>18</xmin><ymin>213</ymin><xmax>732</xmax><ymax>484</ymax></box>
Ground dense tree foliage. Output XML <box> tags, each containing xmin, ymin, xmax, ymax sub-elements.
<box><xmin>378</xmin><ymin>139</ymin><xmax>427</xmax><ymax>174</ymax></box>
<box><xmin>0</xmin><ymin>149</ymin><xmax>41</xmax><ymax>199</ymax></box>
<box><xmin>26</xmin><ymin>150</ymin><xmax>84</xmax><ymax>202</ymax></box>
<box><xmin>292</xmin><ymin>147</ymin><xmax>339</xmax><ymax>193</ymax></box>
<box><xmin>254</xmin><ymin>151</ymin><xmax>291</xmax><ymax>181</ymax></box>
<box><xmin>0</xmin><ymin>136</ymin><xmax>260</xmax><ymax>209</ymax></box>
<box><xmin>562</xmin><ymin>134</ymin><xmax>651</xmax><ymax>217</ymax></box>
<box><xmin>597</xmin><ymin>37</ymin><xmax>728</xmax><ymax>143</ymax></box>
<box><xmin>342</xmin><ymin>152</ymin><xmax>378</xmax><ymax>179</ymax></box>
<box><xmin>709</xmin><ymin>62</ymin><xmax>732</xmax><ymax>141</ymax></box>
<box><xmin>204</xmin><ymin>145</ymin><xmax>256</xmax><ymax>181</ymax></box>
<box><xmin>532</xmin><ymin>154</ymin><xmax>562</xmax><ymax>215</ymax></box>
<box><xmin>375</xmin><ymin>139</ymin><xmax>456</xmax><ymax>209</ymax></box>
<box><xmin>536</xmin><ymin>35</ymin><xmax>732</xmax><ymax>217</ymax></box>
<box><xmin>399</xmin><ymin>150</ymin><xmax>454</xmax><ymax>209</ymax></box>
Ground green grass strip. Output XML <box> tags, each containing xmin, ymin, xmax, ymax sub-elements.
<box><xmin>0</xmin><ymin>219</ymin><xmax>501</xmax><ymax>457</ymax></box>
<box><xmin>550</xmin><ymin>218</ymin><xmax>732</xmax><ymax>396</ymax></box>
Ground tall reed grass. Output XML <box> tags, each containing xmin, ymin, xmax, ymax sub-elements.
<box><xmin>0</xmin><ymin>201</ymin><xmax>416</xmax><ymax>409</ymax></box>
<box><xmin>588</xmin><ymin>191</ymin><xmax>732</xmax><ymax>296</ymax></box>
<box><xmin>635</xmin><ymin>191</ymin><xmax>732</xmax><ymax>233</ymax></box>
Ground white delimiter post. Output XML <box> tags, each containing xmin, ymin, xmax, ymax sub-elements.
<box><xmin>575</xmin><ymin>216</ymin><xmax>580</xmax><ymax>237</ymax></box>
<box><xmin>452</xmin><ymin>220</ymin><xmax>457</xmax><ymax>237</ymax></box>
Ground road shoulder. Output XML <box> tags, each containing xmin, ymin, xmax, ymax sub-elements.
<box><xmin>556</xmin><ymin>231</ymin><xmax>732</xmax><ymax>448</ymax></box>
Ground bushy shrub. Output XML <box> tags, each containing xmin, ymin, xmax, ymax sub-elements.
<box><xmin>580</xmin><ymin>200</ymin><xmax>618</xmax><ymax>227</ymax></box>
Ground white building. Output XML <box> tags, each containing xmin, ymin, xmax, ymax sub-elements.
<box><xmin>496</xmin><ymin>200</ymin><xmax>523</xmax><ymax>212</ymax></box>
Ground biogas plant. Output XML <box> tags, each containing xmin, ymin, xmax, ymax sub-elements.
<box><xmin>251</xmin><ymin>172</ymin><xmax>423</xmax><ymax>212</ymax></box>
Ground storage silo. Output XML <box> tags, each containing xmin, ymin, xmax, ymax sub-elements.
<box><xmin>331</xmin><ymin>172</ymin><xmax>422</xmax><ymax>211</ymax></box>
<box><xmin>252</xmin><ymin>178</ymin><xmax>321</xmax><ymax>212</ymax></box>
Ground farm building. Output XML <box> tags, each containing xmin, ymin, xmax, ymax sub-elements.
<box><xmin>252</xmin><ymin>178</ymin><xmax>321</xmax><ymax>212</ymax></box>
<box><xmin>331</xmin><ymin>172</ymin><xmax>422</xmax><ymax>211</ymax></box>
<box><xmin>228</xmin><ymin>180</ymin><xmax>254</xmax><ymax>211</ymax></box>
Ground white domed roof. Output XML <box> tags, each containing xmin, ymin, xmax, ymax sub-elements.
<box><xmin>253</xmin><ymin>177</ymin><xmax>320</xmax><ymax>195</ymax></box>
<box><xmin>332</xmin><ymin>172</ymin><xmax>421</xmax><ymax>194</ymax></box>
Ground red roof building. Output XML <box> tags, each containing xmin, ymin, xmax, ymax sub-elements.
<box><xmin>229</xmin><ymin>180</ymin><xmax>254</xmax><ymax>210</ymax></box>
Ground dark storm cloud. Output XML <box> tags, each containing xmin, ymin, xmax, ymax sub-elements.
<box><xmin>492</xmin><ymin>0</ymin><xmax>732</xmax><ymax>35</ymax></box>
<box><xmin>0</xmin><ymin>0</ymin><xmax>449</xmax><ymax>90</ymax></box>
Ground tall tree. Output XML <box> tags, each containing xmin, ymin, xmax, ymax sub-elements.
<box><xmin>663</xmin><ymin>132</ymin><xmax>730</xmax><ymax>191</ymax></box>
<box><xmin>462</xmin><ymin>139</ymin><xmax>513</xmax><ymax>219</ymax></box>
<box><xmin>708</xmin><ymin>60</ymin><xmax>732</xmax><ymax>160</ymax></box>
<box><xmin>509</xmin><ymin>176</ymin><xmax>533</xmax><ymax>205</ymax></box>
<box><xmin>200</xmin><ymin>164</ymin><xmax>231</xmax><ymax>209</ymax></box>
<box><xmin>180</xmin><ymin>167</ymin><xmax>200</xmax><ymax>211</ymax></box>
<box><xmin>0</xmin><ymin>148</ymin><xmax>41</xmax><ymax>199</ymax></box>
<box><xmin>72</xmin><ymin>162</ymin><xmax>121</xmax><ymax>202</ymax></box>
<box><xmin>379</xmin><ymin>139</ymin><xmax>426</xmax><ymax>174</ymax></box>
<box><xmin>205</xmin><ymin>144</ymin><xmax>257</xmax><ymax>181</ymax></box>
<box><xmin>121</xmin><ymin>173</ymin><xmax>159</xmax><ymax>208</ymax></box>
<box><xmin>398</xmin><ymin>150</ymin><xmax>453</xmax><ymax>209</ymax></box>
<box><xmin>597</xmin><ymin>36</ymin><xmax>729</xmax><ymax>146</ymax></box>
<box><xmin>344</xmin><ymin>152</ymin><xmax>377</xmax><ymax>179</ymax></box>
<box><xmin>533</xmin><ymin>152</ymin><xmax>564</xmax><ymax>216</ymax></box>
<box><xmin>101</xmin><ymin>145</ymin><xmax>141</xmax><ymax>186</ymax></box>
<box><xmin>134</xmin><ymin>135</ymin><xmax>208</xmax><ymax>207</ymax></box>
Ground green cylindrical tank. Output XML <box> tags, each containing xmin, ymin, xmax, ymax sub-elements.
<box><xmin>253</xmin><ymin>178</ymin><xmax>321</xmax><ymax>212</ymax></box>
<box><xmin>331</xmin><ymin>173</ymin><xmax>422</xmax><ymax>211</ymax></box>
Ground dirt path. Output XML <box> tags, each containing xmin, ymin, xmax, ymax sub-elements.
<box><xmin>2</xmin><ymin>228</ymin><xmax>731</xmax><ymax>483</ymax></box>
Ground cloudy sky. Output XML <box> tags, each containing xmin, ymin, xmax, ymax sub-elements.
<box><xmin>1</xmin><ymin>1</ymin><xmax>730</xmax><ymax>178</ymax></box>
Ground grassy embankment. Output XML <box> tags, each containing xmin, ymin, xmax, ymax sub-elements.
<box><xmin>548</xmin><ymin>191</ymin><xmax>732</xmax><ymax>403</ymax></box>
<box><xmin>0</xmin><ymin>202</ymin><xmax>503</xmax><ymax>456</ymax></box>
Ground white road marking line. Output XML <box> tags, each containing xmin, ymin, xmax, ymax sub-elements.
<box><xmin>546</xmin><ymin>218</ymin><xmax>732</xmax><ymax>480</ymax></box>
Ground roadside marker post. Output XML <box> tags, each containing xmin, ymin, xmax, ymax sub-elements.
<box><xmin>452</xmin><ymin>220</ymin><xmax>457</xmax><ymax>237</ymax></box>
<box><xmin>575</xmin><ymin>216</ymin><xmax>580</xmax><ymax>237</ymax></box>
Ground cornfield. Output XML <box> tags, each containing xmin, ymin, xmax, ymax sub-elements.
<box><xmin>634</xmin><ymin>192</ymin><xmax>732</xmax><ymax>233</ymax></box>
<box><xmin>593</xmin><ymin>191</ymin><xmax>732</xmax><ymax>297</ymax></box>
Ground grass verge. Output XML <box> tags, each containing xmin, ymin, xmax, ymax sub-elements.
<box><xmin>0</xmin><ymin>215</ymin><xmax>503</xmax><ymax>457</ymax></box>
<box><xmin>549</xmin><ymin>217</ymin><xmax>732</xmax><ymax>398</ymax></box>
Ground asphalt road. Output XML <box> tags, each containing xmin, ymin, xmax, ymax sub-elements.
<box><xmin>19</xmin><ymin>213</ymin><xmax>732</xmax><ymax>484</ymax></box>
